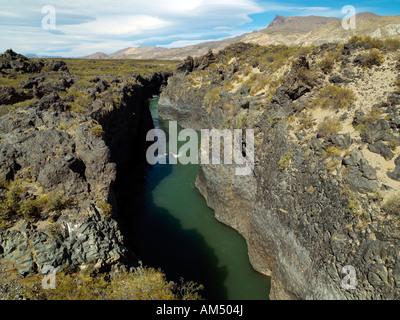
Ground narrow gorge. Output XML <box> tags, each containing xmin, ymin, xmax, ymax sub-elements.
<box><xmin>159</xmin><ymin>41</ymin><xmax>400</xmax><ymax>300</ymax></box>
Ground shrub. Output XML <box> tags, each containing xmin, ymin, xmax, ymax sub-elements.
<box><xmin>0</xmin><ymin>183</ymin><xmax>22</xmax><ymax>228</ymax></box>
<box><xmin>382</xmin><ymin>193</ymin><xmax>400</xmax><ymax>216</ymax></box>
<box><xmin>46</xmin><ymin>192</ymin><xmax>70</xmax><ymax>213</ymax></box>
<box><xmin>317</xmin><ymin>118</ymin><xmax>343</xmax><ymax>137</ymax></box>
<box><xmin>204</xmin><ymin>87</ymin><xmax>221</xmax><ymax>105</ymax></box>
<box><xmin>278</xmin><ymin>152</ymin><xmax>294</xmax><ymax>170</ymax></box>
<box><xmin>23</xmin><ymin>265</ymin><xmax>203</xmax><ymax>300</ymax></box>
<box><xmin>97</xmin><ymin>200</ymin><xmax>112</xmax><ymax>218</ymax></box>
<box><xmin>320</xmin><ymin>51</ymin><xmax>340</xmax><ymax>73</ymax></box>
<box><xmin>312</xmin><ymin>85</ymin><xmax>356</xmax><ymax>110</ymax></box>
<box><xmin>383</xmin><ymin>39</ymin><xmax>400</xmax><ymax>51</ymax></box>
<box><xmin>236</xmin><ymin>113</ymin><xmax>248</xmax><ymax>129</ymax></box>
<box><xmin>295</xmin><ymin>67</ymin><xmax>318</xmax><ymax>86</ymax></box>
<box><xmin>358</xmin><ymin>49</ymin><xmax>384</xmax><ymax>68</ymax></box>
<box><xmin>395</xmin><ymin>78</ymin><xmax>400</xmax><ymax>92</ymax></box>
<box><xmin>388</xmin><ymin>139</ymin><xmax>399</xmax><ymax>151</ymax></box>
<box><xmin>320</xmin><ymin>57</ymin><xmax>334</xmax><ymax>73</ymax></box>
<box><xmin>326</xmin><ymin>158</ymin><xmax>341</xmax><ymax>172</ymax></box>
<box><xmin>297</xmin><ymin>113</ymin><xmax>314</xmax><ymax>131</ymax></box>
<box><xmin>324</xmin><ymin>146</ymin><xmax>342</xmax><ymax>158</ymax></box>
<box><xmin>18</xmin><ymin>199</ymin><xmax>40</xmax><ymax>221</ymax></box>
<box><xmin>64</xmin><ymin>89</ymin><xmax>93</xmax><ymax>113</ymax></box>
<box><xmin>91</xmin><ymin>125</ymin><xmax>105</xmax><ymax>137</ymax></box>
<box><xmin>348</xmin><ymin>36</ymin><xmax>383</xmax><ymax>50</ymax></box>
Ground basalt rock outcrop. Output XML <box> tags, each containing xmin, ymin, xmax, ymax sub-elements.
<box><xmin>0</xmin><ymin>51</ymin><xmax>170</xmax><ymax>297</ymax></box>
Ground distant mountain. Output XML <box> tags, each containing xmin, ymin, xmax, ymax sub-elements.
<box><xmin>26</xmin><ymin>53</ymin><xmax>63</xmax><ymax>58</ymax></box>
<box><xmin>240</xmin><ymin>12</ymin><xmax>400</xmax><ymax>47</ymax></box>
<box><xmin>83</xmin><ymin>12</ymin><xmax>400</xmax><ymax>60</ymax></box>
<box><xmin>83</xmin><ymin>52</ymin><xmax>110</xmax><ymax>59</ymax></box>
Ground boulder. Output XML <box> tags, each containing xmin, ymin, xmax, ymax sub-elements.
<box><xmin>368</xmin><ymin>141</ymin><xmax>394</xmax><ymax>160</ymax></box>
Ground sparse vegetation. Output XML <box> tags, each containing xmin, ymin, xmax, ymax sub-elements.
<box><xmin>396</xmin><ymin>55</ymin><xmax>400</xmax><ymax>71</ymax></box>
<box><xmin>91</xmin><ymin>125</ymin><xmax>105</xmax><ymax>137</ymax></box>
<box><xmin>97</xmin><ymin>200</ymin><xmax>112</xmax><ymax>218</ymax></box>
<box><xmin>324</xmin><ymin>146</ymin><xmax>342</xmax><ymax>158</ymax></box>
<box><xmin>204</xmin><ymin>87</ymin><xmax>222</xmax><ymax>105</ymax></box>
<box><xmin>320</xmin><ymin>51</ymin><xmax>340</xmax><ymax>73</ymax></box>
<box><xmin>395</xmin><ymin>78</ymin><xmax>400</xmax><ymax>92</ymax></box>
<box><xmin>347</xmin><ymin>36</ymin><xmax>400</xmax><ymax>52</ymax></box>
<box><xmin>237</xmin><ymin>113</ymin><xmax>248</xmax><ymax>129</ymax></box>
<box><xmin>23</xmin><ymin>265</ymin><xmax>203</xmax><ymax>300</ymax></box>
<box><xmin>382</xmin><ymin>193</ymin><xmax>400</xmax><ymax>216</ymax></box>
<box><xmin>0</xmin><ymin>180</ymin><xmax>70</xmax><ymax>229</ymax></box>
<box><xmin>388</xmin><ymin>139</ymin><xmax>399</xmax><ymax>151</ymax></box>
<box><xmin>278</xmin><ymin>152</ymin><xmax>294</xmax><ymax>170</ymax></box>
<box><xmin>317</xmin><ymin>118</ymin><xmax>343</xmax><ymax>138</ymax></box>
<box><xmin>296</xmin><ymin>112</ymin><xmax>314</xmax><ymax>131</ymax></box>
<box><xmin>326</xmin><ymin>158</ymin><xmax>341</xmax><ymax>172</ymax></box>
<box><xmin>358</xmin><ymin>49</ymin><xmax>384</xmax><ymax>68</ymax></box>
<box><xmin>312</xmin><ymin>85</ymin><xmax>356</xmax><ymax>110</ymax></box>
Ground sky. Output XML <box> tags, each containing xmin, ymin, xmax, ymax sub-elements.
<box><xmin>0</xmin><ymin>0</ymin><xmax>399</xmax><ymax>57</ymax></box>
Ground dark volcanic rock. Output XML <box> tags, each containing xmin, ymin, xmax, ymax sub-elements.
<box><xmin>0</xmin><ymin>86</ymin><xmax>31</xmax><ymax>105</ymax></box>
<box><xmin>175</xmin><ymin>56</ymin><xmax>194</xmax><ymax>74</ymax></box>
<box><xmin>281</xmin><ymin>56</ymin><xmax>316</xmax><ymax>100</ymax></box>
<box><xmin>194</xmin><ymin>50</ymin><xmax>216</xmax><ymax>70</ymax></box>
<box><xmin>0</xmin><ymin>65</ymin><xmax>170</xmax><ymax>280</ymax></box>
<box><xmin>368</xmin><ymin>141</ymin><xmax>394</xmax><ymax>160</ymax></box>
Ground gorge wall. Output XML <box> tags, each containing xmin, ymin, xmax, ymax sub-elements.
<box><xmin>159</xmin><ymin>41</ymin><xmax>400</xmax><ymax>299</ymax></box>
<box><xmin>0</xmin><ymin>50</ymin><xmax>170</xmax><ymax>297</ymax></box>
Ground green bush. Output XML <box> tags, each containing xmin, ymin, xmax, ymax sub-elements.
<box><xmin>90</xmin><ymin>125</ymin><xmax>105</xmax><ymax>137</ymax></box>
<box><xmin>382</xmin><ymin>193</ymin><xmax>400</xmax><ymax>216</ymax></box>
<box><xmin>97</xmin><ymin>200</ymin><xmax>112</xmax><ymax>218</ymax></box>
<box><xmin>320</xmin><ymin>51</ymin><xmax>340</xmax><ymax>73</ymax></box>
<box><xmin>46</xmin><ymin>192</ymin><xmax>70</xmax><ymax>213</ymax></box>
<box><xmin>396</xmin><ymin>55</ymin><xmax>400</xmax><ymax>71</ymax></box>
<box><xmin>312</xmin><ymin>85</ymin><xmax>356</xmax><ymax>110</ymax></box>
<box><xmin>317</xmin><ymin>118</ymin><xmax>343</xmax><ymax>137</ymax></box>
<box><xmin>23</xmin><ymin>265</ymin><xmax>203</xmax><ymax>300</ymax></box>
<box><xmin>395</xmin><ymin>78</ymin><xmax>400</xmax><ymax>92</ymax></box>
<box><xmin>278</xmin><ymin>152</ymin><xmax>294</xmax><ymax>170</ymax></box>
<box><xmin>383</xmin><ymin>39</ymin><xmax>400</xmax><ymax>51</ymax></box>
<box><xmin>0</xmin><ymin>183</ymin><xmax>22</xmax><ymax>228</ymax></box>
<box><xmin>320</xmin><ymin>57</ymin><xmax>334</xmax><ymax>73</ymax></box>
<box><xmin>358</xmin><ymin>49</ymin><xmax>384</xmax><ymax>68</ymax></box>
<box><xmin>324</xmin><ymin>146</ymin><xmax>342</xmax><ymax>158</ymax></box>
<box><xmin>348</xmin><ymin>36</ymin><xmax>383</xmax><ymax>50</ymax></box>
<box><xmin>236</xmin><ymin>113</ymin><xmax>248</xmax><ymax>129</ymax></box>
<box><xmin>0</xmin><ymin>181</ymin><xmax>71</xmax><ymax>229</ymax></box>
<box><xmin>204</xmin><ymin>87</ymin><xmax>221</xmax><ymax>105</ymax></box>
<box><xmin>360</xmin><ymin>107</ymin><xmax>382</xmax><ymax>125</ymax></box>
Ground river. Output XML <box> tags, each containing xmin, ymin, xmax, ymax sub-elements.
<box><xmin>123</xmin><ymin>97</ymin><xmax>270</xmax><ymax>300</ymax></box>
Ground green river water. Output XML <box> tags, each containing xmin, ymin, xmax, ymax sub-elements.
<box><xmin>128</xmin><ymin>97</ymin><xmax>270</xmax><ymax>300</ymax></box>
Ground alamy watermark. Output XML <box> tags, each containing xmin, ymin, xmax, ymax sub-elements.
<box><xmin>342</xmin><ymin>5</ymin><xmax>356</xmax><ymax>30</ymax></box>
<box><xmin>41</xmin><ymin>265</ymin><xmax>56</xmax><ymax>289</ymax></box>
<box><xmin>146</xmin><ymin>121</ymin><xmax>254</xmax><ymax>176</ymax></box>
<box><xmin>42</xmin><ymin>5</ymin><xmax>56</xmax><ymax>30</ymax></box>
<box><xmin>341</xmin><ymin>265</ymin><xmax>356</xmax><ymax>290</ymax></box>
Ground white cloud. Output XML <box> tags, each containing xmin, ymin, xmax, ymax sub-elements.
<box><xmin>18</xmin><ymin>0</ymin><xmax>377</xmax><ymax>57</ymax></box>
<box><xmin>61</xmin><ymin>15</ymin><xmax>172</xmax><ymax>37</ymax></box>
<box><xmin>0</xmin><ymin>0</ymin><xmax>265</xmax><ymax>56</ymax></box>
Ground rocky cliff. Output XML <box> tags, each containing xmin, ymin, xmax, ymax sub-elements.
<box><xmin>159</xmin><ymin>40</ymin><xmax>400</xmax><ymax>299</ymax></box>
<box><xmin>0</xmin><ymin>50</ymin><xmax>170</xmax><ymax>298</ymax></box>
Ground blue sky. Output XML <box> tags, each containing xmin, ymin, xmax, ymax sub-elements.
<box><xmin>0</xmin><ymin>0</ymin><xmax>399</xmax><ymax>57</ymax></box>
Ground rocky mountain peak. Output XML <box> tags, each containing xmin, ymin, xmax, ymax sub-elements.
<box><xmin>267</xmin><ymin>14</ymin><xmax>286</xmax><ymax>28</ymax></box>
